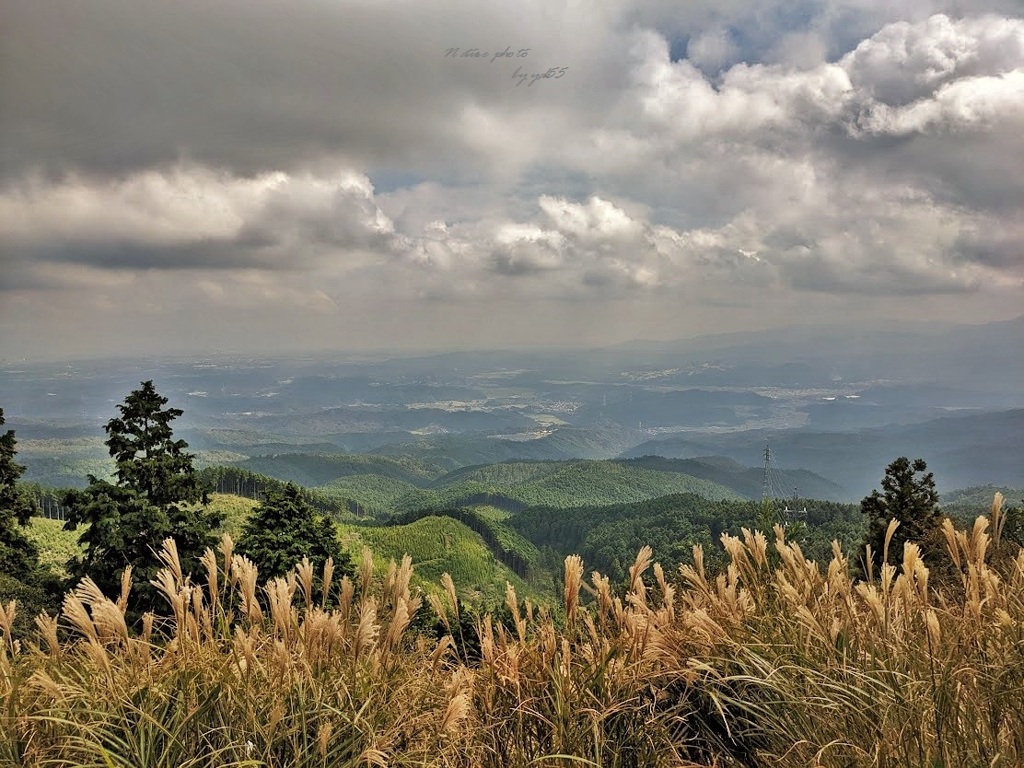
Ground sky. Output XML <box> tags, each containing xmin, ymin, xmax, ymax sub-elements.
<box><xmin>1</xmin><ymin>0</ymin><xmax>1023</xmax><ymax>360</ymax></box>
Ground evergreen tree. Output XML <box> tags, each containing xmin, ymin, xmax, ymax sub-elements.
<box><xmin>861</xmin><ymin>456</ymin><xmax>941</xmax><ymax>575</ymax></box>
<box><xmin>0</xmin><ymin>408</ymin><xmax>39</xmax><ymax>576</ymax></box>
<box><xmin>237</xmin><ymin>483</ymin><xmax>350</xmax><ymax>584</ymax></box>
<box><xmin>64</xmin><ymin>382</ymin><xmax>221</xmax><ymax>610</ymax></box>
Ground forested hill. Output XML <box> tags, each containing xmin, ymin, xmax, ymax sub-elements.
<box><xmin>366</xmin><ymin>427</ymin><xmax>641</xmax><ymax>471</ymax></box>
<box><xmin>509</xmin><ymin>493</ymin><xmax>864</xmax><ymax>583</ymax></box>
<box><xmin>231</xmin><ymin>453</ymin><xmax>440</xmax><ymax>487</ymax></box>
<box><xmin>389</xmin><ymin>460</ymin><xmax>745</xmax><ymax>514</ymax></box>
<box><xmin>616</xmin><ymin>455</ymin><xmax>847</xmax><ymax>501</ymax></box>
<box><xmin>213</xmin><ymin>455</ymin><xmax>751</xmax><ymax>516</ymax></box>
<box><xmin>215</xmin><ymin>453</ymin><xmax>842</xmax><ymax>517</ymax></box>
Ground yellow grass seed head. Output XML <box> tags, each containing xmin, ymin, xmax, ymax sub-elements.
<box><xmin>61</xmin><ymin>590</ymin><xmax>98</xmax><ymax>644</ymax></box>
<box><xmin>359</xmin><ymin>547</ymin><xmax>374</xmax><ymax>596</ymax></box>
<box><xmin>441</xmin><ymin>572</ymin><xmax>459</xmax><ymax>622</ymax></box>
<box><xmin>742</xmin><ymin>527</ymin><xmax>770</xmax><ymax>570</ymax></box>
<box><xmin>970</xmin><ymin>516</ymin><xmax>991</xmax><ymax>566</ymax></box>
<box><xmin>219</xmin><ymin>532</ymin><xmax>234</xmax><ymax>575</ymax></box>
<box><xmin>564</xmin><ymin>554</ymin><xmax>584</xmax><ymax>624</ymax></box>
<box><xmin>505</xmin><ymin>582</ymin><xmax>526</xmax><ymax>643</ymax></box>
<box><xmin>354</xmin><ymin>597</ymin><xmax>379</xmax><ymax>661</ymax></box>
<box><xmin>0</xmin><ymin>600</ymin><xmax>16</xmax><ymax>641</ymax></box>
<box><xmin>883</xmin><ymin>519</ymin><xmax>901</xmax><ymax>568</ymax></box>
<box><xmin>384</xmin><ymin>598</ymin><xmax>410</xmax><ymax>654</ymax></box>
<box><xmin>339</xmin><ymin>574</ymin><xmax>354</xmax><ymax>621</ymax></box>
<box><xmin>591</xmin><ymin>571</ymin><xmax>613</xmax><ymax>622</ymax></box>
<box><xmin>141</xmin><ymin>611</ymin><xmax>155</xmax><ymax>645</ymax></box>
<box><xmin>629</xmin><ymin>546</ymin><xmax>654</xmax><ymax>598</ymax></box>
<box><xmin>27</xmin><ymin>669</ymin><xmax>63</xmax><ymax>701</ymax></box>
<box><xmin>321</xmin><ymin>556</ymin><xmax>335</xmax><ymax>608</ymax></box>
<box><xmin>34</xmin><ymin>612</ymin><xmax>60</xmax><ymax>657</ymax></box>
<box><xmin>427</xmin><ymin>592</ymin><xmax>450</xmax><ymax>632</ymax></box>
<box><xmin>116</xmin><ymin>566</ymin><xmax>133</xmax><ymax>612</ymax></box>
<box><xmin>90</xmin><ymin>598</ymin><xmax>130</xmax><ymax>644</ymax></box>
<box><xmin>925</xmin><ymin>608</ymin><xmax>942</xmax><ymax>647</ymax></box>
<box><xmin>357</xmin><ymin>747</ymin><xmax>389</xmax><ymax>767</ymax></box>
<box><xmin>201</xmin><ymin>548</ymin><xmax>219</xmax><ymax>611</ymax></box>
<box><xmin>654</xmin><ymin>561</ymin><xmax>676</xmax><ymax>614</ymax></box>
<box><xmin>157</xmin><ymin>537</ymin><xmax>184</xmax><ymax>586</ymax></box>
<box><xmin>232</xmin><ymin>555</ymin><xmax>263</xmax><ymax>624</ymax></box>
<box><xmin>440</xmin><ymin>690</ymin><xmax>471</xmax><ymax>735</ymax></box>
<box><xmin>430</xmin><ymin>633</ymin><xmax>454</xmax><ymax>668</ymax></box>
<box><xmin>318</xmin><ymin>721</ymin><xmax>333</xmax><ymax>760</ymax></box>
<box><xmin>265</xmin><ymin>577</ymin><xmax>297</xmax><ymax>640</ymax></box>
<box><xmin>941</xmin><ymin>517</ymin><xmax>962</xmax><ymax>571</ymax></box>
<box><xmin>296</xmin><ymin>557</ymin><xmax>315</xmax><ymax>609</ymax></box>
<box><xmin>393</xmin><ymin>554</ymin><xmax>413</xmax><ymax>607</ymax></box>
<box><xmin>991</xmin><ymin>492</ymin><xmax>1006</xmax><ymax>548</ymax></box>
<box><xmin>505</xmin><ymin>582</ymin><xmax>519</xmax><ymax>622</ymax></box>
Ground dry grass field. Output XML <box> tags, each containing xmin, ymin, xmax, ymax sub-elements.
<box><xmin>2</xmin><ymin>494</ymin><xmax>1022</xmax><ymax>767</ymax></box>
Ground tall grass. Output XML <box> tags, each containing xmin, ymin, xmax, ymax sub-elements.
<box><xmin>2</xmin><ymin>494</ymin><xmax>1022</xmax><ymax>766</ymax></box>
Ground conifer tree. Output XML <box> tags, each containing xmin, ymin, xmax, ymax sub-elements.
<box><xmin>64</xmin><ymin>382</ymin><xmax>221</xmax><ymax>609</ymax></box>
<box><xmin>237</xmin><ymin>483</ymin><xmax>350</xmax><ymax>584</ymax></box>
<box><xmin>861</xmin><ymin>456</ymin><xmax>941</xmax><ymax>575</ymax></box>
<box><xmin>0</xmin><ymin>408</ymin><xmax>39</xmax><ymax>576</ymax></box>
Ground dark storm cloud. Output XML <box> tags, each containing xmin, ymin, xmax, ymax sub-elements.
<box><xmin>16</xmin><ymin>239</ymin><xmax>284</xmax><ymax>272</ymax></box>
<box><xmin>1</xmin><ymin>1</ymin><xmax>451</xmax><ymax>178</ymax></box>
<box><xmin>0</xmin><ymin>0</ymin><xmax>625</xmax><ymax>182</ymax></box>
<box><xmin>953</xmin><ymin>226</ymin><xmax>1024</xmax><ymax>270</ymax></box>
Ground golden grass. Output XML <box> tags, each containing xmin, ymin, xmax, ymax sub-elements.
<box><xmin>1</xmin><ymin>496</ymin><xmax>1022</xmax><ymax>767</ymax></box>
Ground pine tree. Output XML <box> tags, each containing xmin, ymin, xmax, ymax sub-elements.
<box><xmin>0</xmin><ymin>408</ymin><xmax>39</xmax><ymax>576</ymax></box>
<box><xmin>64</xmin><ymin>382</ymin><xmax>221</xmax><ymax>610</ymax></box>
<box><xmin>861</xmin><ymin>456</ymin><xmax>941</xmax><ymax>575</ymax></box>
<box><xmin>237</xmin><ymin>483</ymin><xmax>350</xmax><ymax>584</ymax></box>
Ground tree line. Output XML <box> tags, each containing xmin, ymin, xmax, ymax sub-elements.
<box><xmin>1</xmin><ymin>383</ymin><xmax>352</xmax><ymax>626</ymax></box>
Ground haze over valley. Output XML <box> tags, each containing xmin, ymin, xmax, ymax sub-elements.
<box><xmin>5</xmin><ymin>316</ymin><xmax>1022</xmax><ymax>501</ymax></box>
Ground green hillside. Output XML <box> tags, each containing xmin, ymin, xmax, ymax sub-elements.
<box><xmin>24</xmin><ymin>492</ymin><xmax>546</xmax><ymax>606</ymax></box>
<box><xmin>200</xmin><ymin>466</ymin><xmax>361</xmax><ymax>520</ymax></box>
<box><xmin>25</xmin><ymin>518</ymin><xmax>82</xmax><ymax>577</ymax></box>
<box><xmin>435</xmin><ymin>461</ymin><xmax>566</xmax><ymax>488</ymax></box>
<box><xmin>232</xmin><ymin>452</ymin><xmax>441</xmax><ymax>487</ymax></box>
<box><xmin>616</xmin><ymin>455</ymin><xmax>848</xmax><ymax>501</ymax></box>
<box><xmin>395</xmin><ymin>460</ymin><xmax>743</xmax><ymax>514</ymax></box>
<box><xmin>369</xmin><ymin>427</ymin><xmax>636</xmax><ymax>471</ymax></box>
<box><xmin>26</xmin><ymin>492</ymin><xmax>259</xmax><ymax>578</ymax></box>
<box><xmin>391</xmin><ymin>504</ymin><xmax>543</xmax><ymax>582</ymax></box>
<box><xmin>337</xmin><ymin>515</ymin><xmax>537</xmax><ymax>605</ymax></box>
<box><xmin>941</xmin><ymin>485</ymin><xmax>1024</xmax><ymax>507</ymax></box>
<box><xmin>318</xmin><ymin>474</ymin><xmax>422</xmax><ymax>515</ymax></box>
<box><xmin>17</xmin><ymin>435</ymin><xmax>114</xmax><ymax>488</ymax></box>
<box><xmin>511</xmin><ymin>493</ymin><xmax>864</xmax><ymax>583</ymax></box>
<box><xmin>209</xmin><ymin>492</ymin><xmax>260</xmax><ymax>536</ymax></box>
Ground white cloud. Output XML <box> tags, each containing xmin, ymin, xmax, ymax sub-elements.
<box><xmin>0</xmin><ymin>165</ymin><xmax>403</xmax><ymax>274</ymax></box>
<box><xmin>841</xmin><ymin>13</ymin><xmax>1024</xmax><ymax>105</ymax></box>
<box><xmin>687</xmin><ymin>28</ymin><xmax>740</xmax><ymax>71</ymax></box>
<box><xmin>852</xmin><ymin>69</ymin><xmax>1024</xmax><ymax>134</ymax></box>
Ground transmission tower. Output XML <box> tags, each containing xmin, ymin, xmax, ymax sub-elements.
<box><xmin>762</xmin><ymin>438</ymin><xmax>772</xmax><ymax>503</ymax></box>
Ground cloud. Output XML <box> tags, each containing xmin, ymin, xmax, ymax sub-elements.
<box><xmin>952</xmin><ymin>220</ymin><xmax>1024</xmax><ymax>272</ymax></box>
<box><xmin>687</xmin><ymin>28</ymin><xmax>740</xmax><ymax>72</ymax></box>
<box><xmin>0</xmin><ymin>0</ymin><xmax>631</xmax><ymax>182</ymax></box>
<box><xmin>841</xmin><ymin>13</ymin><xmax>1024</xmax><ymax>105</ymax></box>
<box><xmin>1</xmin><ymin>1</ymin><xmax>1022</xmax><ymax>357</ymax></box>
<box><xmin>0</xmin><ymin>166</ymin><xmax>404</xmax><ymax>279</ymax></box>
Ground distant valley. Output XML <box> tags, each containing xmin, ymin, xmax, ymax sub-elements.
<box><xmin>4</xmin><ymin>316</ymin><xmax>1022</xmax><ymax>500</ymax></box>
